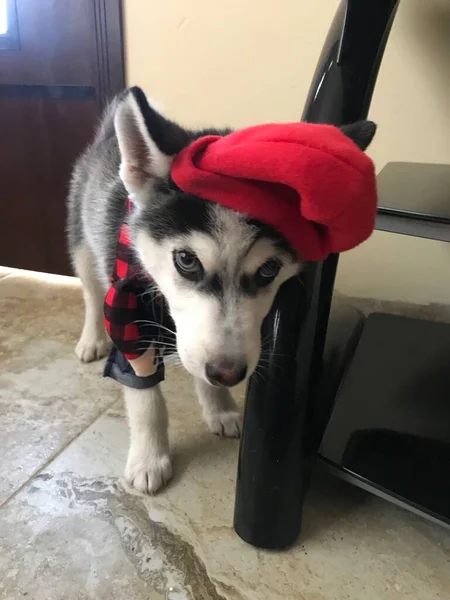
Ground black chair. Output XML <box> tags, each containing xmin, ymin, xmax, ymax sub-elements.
<box><xmin>234</xmin><ymin>0</ymin><xmax>401</xmax><ymax>549</ymax></box>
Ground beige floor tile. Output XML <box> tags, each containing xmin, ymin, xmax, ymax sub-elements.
<box><xmin>1</xmin><ymin>271</ymin><xmax>449</xmax><ymax>599</ymax></box>
<box><xmin>0</xmin><ymin>271</ymin><xmax>120</xmax><ymax>504</ymax></box>
<box><xmin>1</xmin><ymin>365</ymin><xmax>449</xmax><ymax>600</ymax></box>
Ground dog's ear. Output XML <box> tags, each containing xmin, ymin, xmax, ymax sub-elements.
<box><xmin>114</xmin><ymin>86</ymin><xmax>190</xmax><ymax>198</ymax></box>
<box><xmin>340</xmin><ymin>121</ymin><xmax>377</xmax><ymax>151</ymax></box>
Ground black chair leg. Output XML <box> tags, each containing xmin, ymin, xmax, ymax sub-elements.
<box><xmin>234</xmin><ymin>0</ymin><xmax>400</xmax><ymax>550</ymax></box>
<box><xmin>234</xmin><ymin>266</ymin><xmax>325</xmax><ymax>549</ymax></box>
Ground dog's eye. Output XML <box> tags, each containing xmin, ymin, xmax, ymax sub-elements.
<box><xmin>258</xmin><ymin>259</ymin><xmax>281</xmax><ymax>278</ymax></box>
<box><xmin>173</xmin><ymin>250</ymin><xmax>203</xmax><ymax>281</ymax></box>
<box><xmin>255</xmin><ymin>259</ymin><xmax>281</xmax><ymax>285</ymax></box>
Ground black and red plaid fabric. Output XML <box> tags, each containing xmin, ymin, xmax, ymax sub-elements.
<box><xmin>104</xmin><ymin>198</ymin><xmax>175</xmax><ymax>361</ymax></box>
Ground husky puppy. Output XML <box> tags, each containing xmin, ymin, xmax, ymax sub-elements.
<box><xmin>67</xmin><ymin>87</ymin><xmax>375</xmax><ymax>493</ymax></box>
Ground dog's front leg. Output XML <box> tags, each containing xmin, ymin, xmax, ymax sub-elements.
<box><xmin>123</xmin><ymin>385</ymin><xmax>172</xmax><ymax>494</ymax></box>
<box><xmin>194</xmin><ymin>378</ymin><xmax>242</xmax><ymax>438</ymax></box>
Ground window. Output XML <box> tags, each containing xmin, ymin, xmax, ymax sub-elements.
<box><xmin>0</xmin><ymin>0</ymin><xmax>8</xmax><ymax>35</ymax></box>
<box><xmin>0</xmin><ymin>0</ymin><xmax>20</xmax><ymax>50</ymax></box>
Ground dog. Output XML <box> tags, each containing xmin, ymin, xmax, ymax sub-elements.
<box><xmin>67</xmin><ymin>86</ymin><xmax>375</xmax><ymax>494</ymax></box>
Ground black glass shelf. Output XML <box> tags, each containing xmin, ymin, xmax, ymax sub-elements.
<box><xmin>319</xmin><ymin>313</ymin><xmax>450</xmax><ymax>528</ymax></box>
<box><xmin>376</xmin><ymin>162</ymin><xmax>450</xmax><ymax>241</ymax></box>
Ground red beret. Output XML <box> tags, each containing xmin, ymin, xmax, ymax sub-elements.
<box><xmin>170</xmin><ymin>123</ymin><xmax>377</xmax><ymax>261</ymax></box>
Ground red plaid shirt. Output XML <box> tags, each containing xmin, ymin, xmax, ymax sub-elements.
<box><xmin>104</xmin><ymin>198</ymin><xmax>174</xmax><ymax>361</ymax></box>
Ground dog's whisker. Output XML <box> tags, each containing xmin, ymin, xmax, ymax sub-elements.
<box><xmin>261</xmin><ymin>333</ymin><xmax>274</xmax><ymax>346</ymax></box>
<box><xmin>128</xmin><ymin>341</ymin><xmax>177</xmax><ymax>349</ymax></box>
<box><xmin>136</xmin><ymin>328</ymin><xmax>176</xmax><ymax>339</ymax></box>
<box><xmin>252</xmin><ymin>367</ymin><xmax>268</xmax><ymax>384</ymax></box>
<box><xmin>254</xmin><ymin>360</ymin><xmax>288</xmax><ymax>378</ymax></box>
<box><xmin>132</xmin><ymin>346</ymin><xmax>179</xmax><ymax>354</ymax></box>
<box><xmin>251</xmin><ymin>369</ymin><xmax>262</xmax><ymax>384</ymax></box>
<box><xmin>257</xmin><ymin>358</ymin><xmax>291</xmax><ymax>370</ymax></box>
<box><xmin>131</xmin><ymin>320</ymin><xmax>177</xmax><ymax>336</ymax></box>
<box><xmin>137</xmin><ymin>284</ymin><xmax>160</xmax><ymax>297</ymax></box>
<box><xmin>134</xmin><ymin>338</ymin><xmax>177</xmax><ymax>346</ymax></box>
<box><xmin>130</xmin><ymin>348</ymin><xmax>178</xmax><ymax>355</ymax></box>
<box><xmin>131</xmin><ymin>339</ymin><xmax>178</xmax><ymax>347</ymax></box>
<box><xmin>259</xmin><ymin>353</ymin><xmax>296</xmax><ymax>361</ymax></box>
<box><xmin>132</xmin><ymin>334</ymin><xmax>177</xmax><ymax>343</ymax></box>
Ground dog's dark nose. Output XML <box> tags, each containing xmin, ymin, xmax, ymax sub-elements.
<box><xmin>205</xmin><ymin>359</ymin><xmax>247</xmax><ymax>387</ymax></box>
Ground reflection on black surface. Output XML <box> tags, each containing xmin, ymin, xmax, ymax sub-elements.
<box><xmin>343</xmin><ymin>428</ymin><xmax>450</xmax><ymax>519</ymax></box>
<box><xmin>320</xmin><ymin>313</ymin><xmax>450</xmax><ymax>526</ymax></box>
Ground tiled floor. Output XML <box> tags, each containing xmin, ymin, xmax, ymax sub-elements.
<box><xmin>0</xmin><ymin>268</ymin><xmax>449</xmax><ymax>600</ymax></box>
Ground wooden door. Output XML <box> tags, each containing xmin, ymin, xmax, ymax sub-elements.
<box><xmin>0</xmin><ymin>0</ymin><xmax>124</xmax><ymax>275</ymax></box>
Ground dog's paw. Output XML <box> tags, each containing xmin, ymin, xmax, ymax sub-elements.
<box><xmin>75</xmin><ymin>334</ymin><xmax>111</xmax><ymax>363</ymax></box>
<box><xmin>205</xmin><ymin>410</ymin><xmax>242</xmax><ymax>438</ymax></box>
<box><xmin>125</xmin><ymin>453</ymin><xmax>173</xmax><ymax>494</ymax></box>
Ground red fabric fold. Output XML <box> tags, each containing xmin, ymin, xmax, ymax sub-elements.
<box><xmin>170</xmin><ymin>122</ymin><xmax>377</xmax><ymax>261</ymax></box>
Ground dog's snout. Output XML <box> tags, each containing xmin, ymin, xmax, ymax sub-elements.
<box><xmin>205</xmin><ymin>359</ymin><xmax>247</xmax><ymax>387</ymax></box>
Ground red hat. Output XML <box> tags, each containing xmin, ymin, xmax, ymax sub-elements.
<box><xmin>170</xmin><ymin>122</ymin><xmax>377</xmax><ymax>261</ymax></box>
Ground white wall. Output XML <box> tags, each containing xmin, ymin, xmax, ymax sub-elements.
<box><xmin>124</xmin><ymin>0</ymin><xmax>450</xmax><ymax>304</ymax></box>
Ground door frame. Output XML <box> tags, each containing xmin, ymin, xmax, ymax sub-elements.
<box><xmin>94</xmin><ymin>0</ymin><xmax>125</xmax><ymax>107</ymax></box>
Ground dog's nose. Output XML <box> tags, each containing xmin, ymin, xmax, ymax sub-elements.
<box><xmin>205</xmin><ymin>359</ymin><xmax>247</xmax><ymax>387</ymax></box>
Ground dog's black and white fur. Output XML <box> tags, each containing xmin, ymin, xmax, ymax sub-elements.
<box><xmin>67</xmin><ymin>86</ymin><xmax>375</xmax><ymax>494</ymax></box>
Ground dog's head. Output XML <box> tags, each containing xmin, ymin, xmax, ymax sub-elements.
<box><xmin>114</xmin><ymin>87</ymin><xmax>376</xmax><ymax>387</ymax></box>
